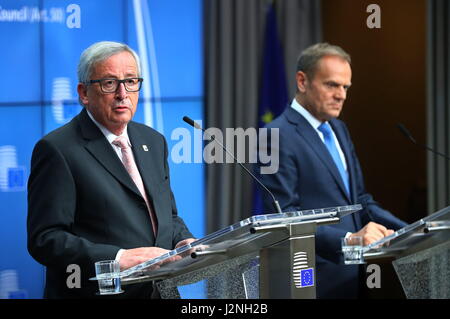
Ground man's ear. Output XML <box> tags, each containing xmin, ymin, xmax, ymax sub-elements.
<box><xmin>77</xmin><ymin>83</ymin><xmax>89</xmax><ymax>106</ymax></box>
<box><xmin>296</xmin><ymin>71</ymin><xmax>308</xmax><ymax>93</ymax></box>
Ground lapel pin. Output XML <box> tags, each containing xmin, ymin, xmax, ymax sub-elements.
<box><xmin>142</xmin><ymin>145</ymin><xmax>149</xmax><ymax>152</ymax></box>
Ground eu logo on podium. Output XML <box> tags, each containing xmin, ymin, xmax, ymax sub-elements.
<box><xmin>299</xmin><ymin>268</ymin><xmax>314</xmax><ymax>288</ymax></box>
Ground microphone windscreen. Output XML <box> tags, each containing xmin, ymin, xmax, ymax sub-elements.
<box><xmin>183</xmin><ymin>116</ymin><xmax>195</xmax><ymax>126</ymax></box>
<box><xmin>183</xmin><ymin>116</ymin><xmax>202</xmax><ymax>130</ymax></box>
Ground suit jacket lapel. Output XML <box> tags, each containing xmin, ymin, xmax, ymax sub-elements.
<box><xmin>127</xmin><ymin>123</ymin><xmax>161</xmax><ymax>217</ymax></box>
<box><xmin>77</xmin><ymin>109</ymin><xmax>142</xmax><ymax>199</ymax></box>
<box><xmin>329</xmin><ymin>120</ymin><xmax>362</xmax><ymax>229</ymax></box>
<box><xmin>286</xmin><ymin>108</ymin><xmax>350</xmax><ymax>202</ymax></box>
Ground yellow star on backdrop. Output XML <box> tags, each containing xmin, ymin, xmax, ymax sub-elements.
<box><xmin>261</xmin><ymin>111</ymin><xmax>274</xmax><ymax>124</ymax></box>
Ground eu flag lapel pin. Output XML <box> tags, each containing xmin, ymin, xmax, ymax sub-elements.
<box><xmin>142</xmin><ymin>145</ymin><xmax>149</xmax><ymax>151</ymax></box>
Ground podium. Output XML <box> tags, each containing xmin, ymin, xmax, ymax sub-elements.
<box><xmin>355</xmin><ymin>206</ymin><xmax>450</xmax><ymax>299</ymax></box>
<box><xmin>115</xmin><ymin>205</ymin><xmax>362</xmax><ymax>299</ymax></box>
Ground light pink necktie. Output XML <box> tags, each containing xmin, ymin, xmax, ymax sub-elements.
<box><xmin>113</xmin><ymin>136</ymin><xmax>158</xmax><ymax>235</ymax></box>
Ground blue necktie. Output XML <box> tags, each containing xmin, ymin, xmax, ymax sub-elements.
<box><xmin>318</xmin><ymin>122</ymin><xmax>350</xmax><ymax>195</ymax></box>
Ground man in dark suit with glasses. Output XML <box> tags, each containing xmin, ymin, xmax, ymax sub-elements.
<box><xmin>27</xmin><ymin>41</ymin><xmax>195</xmax><ymax>298</ymax></box>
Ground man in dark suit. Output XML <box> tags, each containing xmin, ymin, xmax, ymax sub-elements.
<box><xmin>257</xmin><ymin>43</ymin><xmax>407</xmax><ymax>298</ymax></box>
<box><xmin>27</xmin><ymin>41</ymin><xmax>195</xmax><ymax>298</ymax></box>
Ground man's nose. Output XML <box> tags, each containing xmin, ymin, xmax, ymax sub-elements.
<box><xmin>335</xmin><ymin>86</ymin><xmax>347</xmax><ymax>101</ymax></box>
<box><xmin>115</xmin><ymin>82</ymin><xmax>128</xmax><ymax>99</ymax></box>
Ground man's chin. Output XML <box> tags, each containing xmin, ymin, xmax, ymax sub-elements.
<box><xmin>112</xmin><ymin>118</ymin><xmax>132</xmax><ymax>127</ymax></box>
<box><xmin>112</xmin><ymin>112</ymin><xmax>133</xmax><ymax>122</ymax></box>
<box><xmin>328</xmin><ymin>110</ymin><xmax>342</xmax><ymax>120</ymax></box>
<box><xmin>104</xmin><ymin>120</ymin><xmax>130</xmax><ymax>135</ymax></box>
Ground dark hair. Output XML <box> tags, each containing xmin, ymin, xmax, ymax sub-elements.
<box><xmin>296</xmin><ymin>42</ymin><xmax>351</xmax><ymax>78</ymax></box>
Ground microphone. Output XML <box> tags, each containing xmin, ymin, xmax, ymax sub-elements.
<box><xmin>183</xmin><ymin>116</ymin><xmax>283</xmax><ymax>215</ymax></box>
<box><xmin>397</xmin><ymin>123</ymin><xmax>450</xmax><ymax>161</ymax></box>
<box><xmin>182</xmin><ymin>116</ymin><xmax>202</xmax><ymax>130</ymax></box>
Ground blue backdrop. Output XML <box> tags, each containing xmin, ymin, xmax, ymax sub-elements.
<box><xmin>0</xmin><ymin>0</ymin><xmax>204</xmax><ymax>298</ymax></box>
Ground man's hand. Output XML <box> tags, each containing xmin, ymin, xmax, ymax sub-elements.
<box><xmin>119</xmin><ymin>239</ymin><xmax>197</xmax><ymax>271</ymax></box>
<box><xmin>175</xmin><ymin>238</ymin><xmax>197</xmax><ymax>258</ymax></box>
<box><xmin>350</xmin><ymin>222</ymin><xmax>394</xmax><ymax>246</ymax></box>
<box><xmin>175</xmin><ymin>238</ymin><xmax>197</xmax><ymax>249</ymax></box>
<box><xmin>118</xmin><ymin>247</ymin><xmax>180</xmax><ymax>271</ymax></box>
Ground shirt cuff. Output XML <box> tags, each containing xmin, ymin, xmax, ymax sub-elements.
<box><xmin>115</xmin><ymin>249</ymin><xmax>124</xmax><ymax>263</ymax></box>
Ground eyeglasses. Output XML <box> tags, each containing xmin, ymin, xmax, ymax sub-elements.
<box><xmin>87</xmin><ymin>77</ymin><xmax>143</xmax><ymax>93</ymax></box>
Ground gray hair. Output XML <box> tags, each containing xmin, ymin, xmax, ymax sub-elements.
<box><xmin>77</xmin><ymin>41</ymin><xmax>141</xmax><ymax>84</ymax></box>
<box><xmin>296</xmin><ymin>42</ymin><xmax>351</xmax><ymax>78</ymax></box>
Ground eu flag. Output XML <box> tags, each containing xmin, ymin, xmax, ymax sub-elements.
<box><xmin>253</xmin><ymin>4</ymin><xmax>289</xmax><ymax>215</ymax></box>
<box><xmin>258</xmin><ymin>4</ymin><xmax>289</xmax><ymax>128</ymax></box>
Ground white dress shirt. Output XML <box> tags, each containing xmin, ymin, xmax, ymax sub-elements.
<box><xmin>290</xmin><ymin>99</ymin><xmax>348</xmax><ymax>171</ymax></box>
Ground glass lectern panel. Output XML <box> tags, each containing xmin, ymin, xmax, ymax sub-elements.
<box><xmin>362</xmin><ymin>205</ymin><xmax>450</xmax><ymax>256</ymax></box>
<box><xmin>358</xmin><ymin>206</ymin><xmax>450</xmax><ymax>299</ymax></box>
<box><xmin>118</xmin><ymin>204</ymin><xmax>362</xmax><ymax>283</ymax></box>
